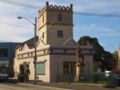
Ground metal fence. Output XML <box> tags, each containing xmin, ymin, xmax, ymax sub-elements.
<box><xmin>57</xmin><ymin>74</ymin><xmax>75</xmax><ymax>82</ymax></box>
<box><xmin>57</xmin><ymin>73</ymin><xmax>118</xmax><ymax>84</ymax></box>
<box><xmin>94</xmin><ymin>72</ymin><xmax>118</xmax><ymax>84</ymax></box>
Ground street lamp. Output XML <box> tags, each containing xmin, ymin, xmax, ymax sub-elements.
<box><xmin>17</xmin><ymin>16</ymin><xmax>37</xmax><ymax>84</ymax></box>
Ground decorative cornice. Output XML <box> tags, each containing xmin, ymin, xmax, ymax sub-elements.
<box><xmin>17</xmin><ymin>47</ymin><xmax>93</xmax><ymax>60</ymax></box>
<box><xmin>38</xmin><ymin>23</ymin><xmax>73</xmax><ymax>31</ymax></box>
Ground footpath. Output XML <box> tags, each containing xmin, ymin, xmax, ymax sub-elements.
<box><xmin>4</xmin><ymin>79</ymin><xmax>119</xmax><ymax>90</ymax></box>
<box><xmin>19</xmin><ymin>81</ymin><xmax>117</xmax><ymax>90</ymax></box>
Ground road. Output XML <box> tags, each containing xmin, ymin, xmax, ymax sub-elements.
<box><xmin>0</xmin><ymin>83</ymin><xmax>119</xmax><ymax>90</ymax></box>
<box><xmin>0</xmin><ymin>83</ymin><xmax>69</xmax><ymax>90</ymax></box>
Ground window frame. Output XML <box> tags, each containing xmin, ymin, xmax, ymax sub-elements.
<box><xmin>42</xmin><ymin>32</ymin><xmax>44</xmax><ymax>39</ymax></box>
<box><xmin>58</xmin><ymin>13</ymin><xmax>63</xmax><ymax>22</ymax></box>
<box><xmin>36</xmin><ymin>62</ymin><xmax>45</xmax><ymax>75</ymax></box>
<box><xmin>63</xmin><ymin>62</ymin><xmax>76</xmax><ymax>75</ymax></box>
<box><xmin>57</xmin><ymin>30</ymin><xmax>63</xmax><ymax>38</ymax></box>
<box><xmin>42</xmin><ymin>15</ymin><xmax>44</xmax><ymax>23</ymax></box>
<box><xmin>0</xmin><ymin>48</ymin><xmax>8</xmax><ymax>57</ymax></box>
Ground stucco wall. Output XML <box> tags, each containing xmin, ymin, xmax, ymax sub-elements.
<box><xmin>50</xmin><ymin>55</ymin><xmax>76</xmax><ymax>82</ymax></box>
<box><xmin>83</xmin><ymin>55</ymin><xmax>93</xmax><ymax>80</ymax></box>
<box><xmin>14</xmin><ymin>55</ymin><xmax>51</xmax><ymax>82</ymax></box>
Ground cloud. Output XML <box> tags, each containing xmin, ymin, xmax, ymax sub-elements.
<box><xmin>0</xmin><ymin>0</ymin><xmax>120</xmax><ymax>43</ymax></box>
<box><xmin>71</xmin><ymin>0</ymin><xmax>120</xmax><ymax>14</ymax></box>
<box><xmin>74</xmin><ymin>24</ymin><xmax>120</xmax><ymax>39</ymax></box>
<box><xmin>0</xmin><ymin>13</ymin><xmax>34</xmax><ymax>42</ymax></box>
<box><xmin>50</xmin><ymin>0</ymin><xmax>120</xmax><ymax>14</ymax></box>
<box><xmin>0</xmin><ymin>0</ymin><xmax>42</xmax><ymax>42</ymax></box>
<box><xmin>73</xmin><ymin>24</ymin><xmax>120</xmax><ymax>52</ymax></box>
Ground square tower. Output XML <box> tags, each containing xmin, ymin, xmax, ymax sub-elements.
<box><xmin>38</xmin><ymin>2</ymin><xmax>73</xmax><ymax>46</ymax></box>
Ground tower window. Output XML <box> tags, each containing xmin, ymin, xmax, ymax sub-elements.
<box><xmin>42</xmin><ymin>32</ymin><xmax>44</xmax><ymax>38</ymax></box>
<box><xmin>57</xmin><ymin>31</ymin><xmax>63</xmax><ymax>38</ymax></box>
<box><xmin>58</xmin><ymin>13</ymin><xmax>63</xmax><ymax>21</ymax></box>
<box><xmin>42</xmin><ymin>15</ymin><xmax>44</xmax><ymax>23</ymax></box>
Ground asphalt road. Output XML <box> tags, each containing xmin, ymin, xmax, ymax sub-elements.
<box><xmin>0</xmin><ymin>83</ymin><xmax>69</xmax><ymax>90</ymax></box>
<box><xmin>0</xmin><ymin>83</ymin><xmax>119</xmax><ymax>90</ymax></box>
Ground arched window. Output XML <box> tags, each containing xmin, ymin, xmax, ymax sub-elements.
<box><xmin>58</xmin><ymin>13</ymin><xmax>63</xmax><ymax>21</ymax></box>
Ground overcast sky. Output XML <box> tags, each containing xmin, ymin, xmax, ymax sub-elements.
<box><xmin>0</xmin><ymin>0</ymin><xmax>120</xmax><ymax>52</ymax></box>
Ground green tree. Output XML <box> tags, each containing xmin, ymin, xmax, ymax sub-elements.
<box><xmin>78</xmin><ymin>36</ymin><xmax>113</xmax><ymax>71</ymax></box>
<box><xmin>112</xmin><ymin>51</ymin><xmax>118</xmax><ymax>61</ymax></box>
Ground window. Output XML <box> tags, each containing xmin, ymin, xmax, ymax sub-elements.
<box><xmin>31</xmin><ymin>52</ymin><xmax>33</xmax><ymax>56</ymax></box>
<box><xmin>36</xmin><ymin>62</ymin><xmax>45</xmax><ymax>75</ymax></box>
<box><xmin>42</xmin><ymin>15</ymin><xmax>44</xmax><ymax>23</ymax></box>
<box><xmin>28</xmin><ymin>53</ymin><xmax>30</xmax><ymax>57</ymax></box>
<box><xmin>18</xmin><ymin>55</ymin><xmax>20</xmax><ymax>58</ymax></box>
<box><xmin>63</xmin><ymin>62</ymin><xmax>69</xmax><ymax>74</ymax></box>
<box><xmin>63</xmin><ymin>62</ymin><xmax>76</xmax><ymax>75</ymax></box>
<box><xmin>57</xmin><ymin>31</ymin><xmax>63</xmax><ymax>38</ymax></box>
<box><xmin>0</xmin><ymin>48</ymin><xmax>8</xmax><ymax>57</ymax></box>
<box><xmin>58</xmin><ymin>13</ymin><xmax>63</xmax><ymax>21</ymax></box>
<box><xmin>42</xmin><ymin>32</ymin><xmax>44</xmax><ymax>38</ymax></box>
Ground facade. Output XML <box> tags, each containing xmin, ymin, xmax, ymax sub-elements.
<box><xmin>14</xmin><ymin>2</ymin><xmax>94</xmax><ymax>82</ymax></box>
<box><xmin>0</xmin><ymin>42</ymin><xmax>19</xmax><ymax>78</ymax></box>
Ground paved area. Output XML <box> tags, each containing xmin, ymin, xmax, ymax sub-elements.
<box><xmin>0</xmin><ymin>79</ymin><xmax>120</xmax><ymax>90</ymax></box>
<box><xmin>35</xmin><ymin>82</ymin><xmax>120</xmax><ymax>90</ymax></box>
<box><xmin>0</xmin><ymin>83</ymin><xmax>69</xmax><ymax>90</ymax></box>
<box><xmin>0</xmin><ymin>83</ymin><xmax>119</xmax><ymax>90</ymax></box>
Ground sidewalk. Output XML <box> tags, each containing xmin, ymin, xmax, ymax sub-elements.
<box><xmin>17</xmin><ymin>83</ymin><xmax>72</xmax><ymax>90</ymax></box>
<box><xmin>21</xmin><ymin>81</ymin><xmax>116</xmax><ymax>90</ymax></box>
<box><xmin>5</xmin><ymin>79</ymin><xmax>117</xmax><ymax>90</ymax></box>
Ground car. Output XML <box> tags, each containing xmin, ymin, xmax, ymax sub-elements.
<box><xmin>0</xmin><ymin>74</ymin><xmax>8</xmax><ymax>81</ymax></box>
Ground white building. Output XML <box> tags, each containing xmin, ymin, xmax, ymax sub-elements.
<box><xmin>14</xmin><ymin>2</ymin><xmax>94</xmax><ymax>82</ymax></box>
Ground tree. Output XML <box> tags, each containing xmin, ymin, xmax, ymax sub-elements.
<box><xmin>112</xmin><ymin>51</ymin><xmax>119</xmax><ymax>72</ymax></box>
<box><xmin>112</xmin><ymin>51</ymin><xmax>119</xmax><ymax>61</ymax></box>
<box><xmin>78</xmin><ymin>36</ymin><xmax>113</xmax><ymax>71</ymax></box>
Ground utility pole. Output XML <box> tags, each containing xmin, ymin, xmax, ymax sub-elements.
<box><xmin>34</xmin><ymin>17</ymin><xmax>37</xmax><ymax>84</ymax></box>
<box><xmin>17</xmin><ymin>16</ymin><xmax>37</xmax><ymax>84</ymax></box>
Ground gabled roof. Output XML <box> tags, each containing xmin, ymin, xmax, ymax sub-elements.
<box><xmin>17</xmin><ymin>36</ymin><xmax>38</xmax><ymax>50</ymax></box>
<box><xmin>62</xmin><ymin>38</ymin><xmax>77</xmax><ymax>46</ymax></box>
<box><xmin>23</xmin><ymin>36</ymin><xmax>38</xmax><ymax>49</ymax></box>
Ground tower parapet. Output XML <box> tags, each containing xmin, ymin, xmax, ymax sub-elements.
<box><xmin>46</xmin><ymin>2</ymin><xmax>73</xmax><ymax>12</ymax></box>
<box><xmin>39</xmin><ymin>2</ymin><xmax>73</xmax><ymax>17</ymax></box>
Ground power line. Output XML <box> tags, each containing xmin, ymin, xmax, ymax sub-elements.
<box><xmin>74</xmin><ymin>12</ymin><xmax>120</xmax><ymax>17</ymax></box>
<box><xmin>0</xmin><ymin>0</ymin><xmax>39</xmax><ymax>9</ymax></box>
<box><xmin>0</xmin><ymin>0</ymin><xmax>120</xmax><ymax>17</ymax></box>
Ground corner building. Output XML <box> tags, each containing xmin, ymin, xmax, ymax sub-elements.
<box><xmin>14</xmin><ymin>2</ymin><xmax>93</xmax><ymax>82</ymax></box>
<box><xmin>118</xmin><ymin>47</ymin><xmax>120</xmax><ymax>72</ymax></box>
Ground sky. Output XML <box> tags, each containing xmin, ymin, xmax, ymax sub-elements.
<box><xmin>0</xmin><ymin>0</ymin><xmax>120</xmax><ymax>53</ymax></box>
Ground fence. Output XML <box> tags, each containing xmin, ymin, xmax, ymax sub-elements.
<box><xmin>57</xmin><ymin>74</ymin><xmax>75</xmax><ymax>82</ymax></box>
<box><xmin>94</xmin><ymin>72</ymin><xmax>118</xmax><ymax>84</ymax></box>
<box><xmin>57</xmin><ymin>73</ymin><xmax>118</xmax><ymax>84</ymax></box>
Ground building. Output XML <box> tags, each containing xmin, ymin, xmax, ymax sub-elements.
<box><xmin>118</xmin><ymin>47</ymin><xmax>120</xmax><ymax>72</ymax></box>
<box><xmin>14</xmin><ymin>2</ymin><xmax>93</xmax><ymax>82</ymax></box>
<box><xmin>0</xmin><ymin>42</ymin><xmax>20</xmax><ymax>78</ymax></box>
